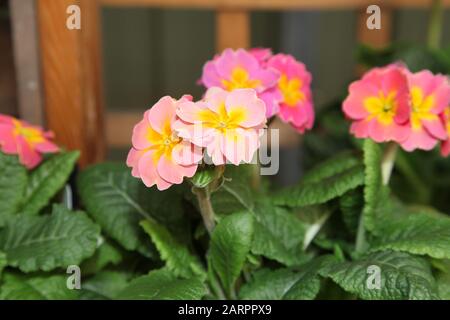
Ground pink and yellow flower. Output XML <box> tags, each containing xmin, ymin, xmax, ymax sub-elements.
<box><xmin>265</xmin><ymin>54</ymin><xmax>314</xmax><ymax>133</ymax></box>
<box><xmin>201</xmin><ymin>49</ymin><xmax>279</xmax><ymax>117</ymax></box>
<box><xmin>343</xmin><ymin>64</ymin><xmax>411</xmax><ymax>143</ymax></box>
<box><xmin>127</xmin><ymin>96</ymin><xmax>202</xmax><ymax>191</ymax></box>
<box><xmin>174</xmin><ymin>87</ymin><xmax>266</xmax><ymax>165</ymax></box>
<box><xmin>441</xmin><ymin>106</ymin><xmax>450</xmax><ymax>157</ymax></box>
<box><xmin>0</xmin><ymin>115</ymin><xmax>59</xmax><ymax>169</ymax></box>
<box><xmin>400</xmin><ymin>70</ymin><xmax>450</xmax><ymax>151</ymax></box>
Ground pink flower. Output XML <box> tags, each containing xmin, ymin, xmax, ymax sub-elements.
<box><xmin>0</xmin><ymin>114</ymin><xmax>59</xmax><ymax>169</ymax></box>
<box><xmin>201</xmin><ymin>48</ymin><xmax>279</xmax><ymax>95</ymax></box>
<box><xmin>174</xmin><ymin>87</ymin><xmax>266</xmax><ymax>165</ymax></box>
<box><xmin>400</xmin><ymin>70</ymin><xmax>450</xmax><ymax>151</ymax></box>
<box><xmin>266</xmin><ymin>54</ymin><xmax>315</xmax><ymax>133</ymax></box>
<box><xmin>343</xmin><ymin>64</ymin><xmax>411</xmax><ymax>143</ymax></box>
<box><xmin>441</xmin><ymin>107</ymin><xmax>450</xmax><ymax>157</ymax></box>
<box><xmin>127</xmin><ymin>96</ymin><xmax>202</xmax><ymax>191</ymax></box>
<box><xmin>248</xmin><ymin>48</ymin><xmax>272</xmax><ymax>67</ymax></box>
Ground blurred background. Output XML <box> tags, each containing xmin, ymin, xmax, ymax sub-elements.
<box><xmin>0</xmin><ymin>0</ymin><xmax>449</xmax><ymax>186</ymax></box>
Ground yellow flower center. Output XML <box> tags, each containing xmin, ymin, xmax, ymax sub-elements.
<box><xmin>364</xmin><ymin>91</ymin><xmax>398</xmax><ymax>125</ymax></box>
<box><xmin>278</xmin><ymin>74</ymin><xmax>305</xmax><ymax>107</ymax></box>
<box><xmin>12</xmin><ymin>120</ymin><xmax>44</xmax><ymax>144</ymax></box>
<box><xmin>221</xmin><ymin>67</ymin><xmax>261</xmax><ymax>91</ymax></box>
<box><xmin>409</xmin><ymin>86</ymin><xmax>437</xmax><ymax>131</ymax></box>
<box><xmin>198</xmin><ymin>103</ymin><xmax>247</xmax><ymax>133</ymax></box>
<box><xmin>146</xmin><ymin>120</ymin><xmax>181</xmax><ymax>163</ymax></box>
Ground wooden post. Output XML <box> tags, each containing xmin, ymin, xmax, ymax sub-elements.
<box><xmin>37</xmin><ymin>0</ymin><xmax>105</xmax><ymax>166</ymax></box>
<box><xmin>215</xmin><ymin>10</ymin><xmax>250</xmax><ymax>51</ymax></box>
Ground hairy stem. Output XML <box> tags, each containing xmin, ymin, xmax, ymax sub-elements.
<box><xmin>427</xmin><ymin>0</ymin><xmax>443</xmax><ymax>49</ymax></box>
<box><xmin>194</xmin><ymin>187</ymin><xmax>216</xmax><ymax>235</ymax></box>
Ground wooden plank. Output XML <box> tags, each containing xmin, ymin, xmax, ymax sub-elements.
<box><xmin>37</xmin><ymin>0</ymin><xmax>105</xmax><ymax>166</ymax></box>
<box><xmin>9</xmin><ymin>0</ymin><xmax>44</xmax><ymax>125</ymax></box>
<box><xmin>216</xmin><ymin>10</ymin><xmax>250</xmax><ymax>51</ymax></box>
<box><xmin>106</xmin><ymin>111</ymin><xmax>141</xmax><ymax>148</ymax></box>
<box><xmin>100</xmin><ymin>0</ymin><xmax>450</xmax><ymax>9</ymax></box>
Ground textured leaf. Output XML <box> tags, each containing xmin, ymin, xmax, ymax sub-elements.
<box><xmin>0</xmin><ymin>274</ymin><xmax>79</xmax><ymax>300</ymax></box>
<box><xmin>437</xmin><ymin>272</ymin><xmax>450</xmax><ymax>300</ymax></box>
<box><xmin>240</xmin><ymin>256</ymin><xmax>335</xmax><ymax>300</ymax></box>
<box><xmin>80</xmin><ymin>271</ymin><xmax>130</xmax><ymax>300</ymax></box>
<box><xmin>140</xmin><ymin>220</ymin><xmax>205</xmax><ymax>279</ymax></box>
<box><xmin>209</xmin><ymin>212</ymin><xmax>254</xmax><ymax>293</ymax></box>
<box><xmin>81</xmin><ymin>239</ymin><xmax>123</xmax><ymax>275</ymax></box>
<box><xmin>211</xmin><ymin>165</ymin><xmax>254</xmax><ymax>214</ymax></box>
<box><xmin>0</xmin><ymin>205</ymin><xmax>100</xmax><ymax>272</ymax></box>
<box><xmin>116</xmin><ymin>269</ymin><xmax>206</xmax><ymax>300</ymax></box>
<box><xmin>320</xmin><ymin>250</ymin><xmax>439</xmax><ymax>300</ymax></box>
<box><xmin>251</xmin><ymin>202</ymin><xmax>309</xmax><ymax>266</ymax></box>
<box><xmin>273</xmin><ymin>165</ymin><xmax>365</xmax><ymax>207</ymax></box>
<box><xmin>0</xmin><ymin>153</ymin><xmax>27</xmax><ymax>226</ymax></box>
<box><xmin>371</xmin><ymin>213</ymin><xmax>450</xmax><ymax>259</ymax></box>
<box><xmin>77</xmin><ymin>163</ymin><xmax>188</xmax><ymax>257</ymax></box>
<box><xmin>20</xmin><ymin>151</ymin><xmax>79</xmax><ymax>216</ymax></box>
<box><xmin>302</xmin><ymin>151</ymin><xmax>361</xmax><ymax>184</ymax></box>
<box><xmin>339</xmin><ymin>188</ymin><xmax>364</xmax><ymax>235</ymax></box>
<box><xmin>0</xmin><ymin>251</ymin><xmax>6</xmax><ymax>279</ymax></box>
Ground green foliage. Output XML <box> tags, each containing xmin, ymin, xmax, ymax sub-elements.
<box><xmin>140</xmin><ymin>220</ymin><xmax>205</xmax><ymax>279</ymax></box>
<box><xmin>0</xmin><ymin>252</ymin><xmax>6</xmax><ymax>279</ymax></box>
<box><xmin>80</xmin><ymin>271</ymin><xmax>130</xmax><ymax>300</ymax></box>
<box><xmin>320</xmin><ymin>251</ymin><xmax>439</xmax><ymax>300</ymax></box>
<box><xmin>208</xmin><ymin>212</ymin><xmax>254</xmax><ymax>295</ymax></box>
<box><xmin>116</xmin><ymin>269</ymin><xmax>206</xmax><ymax>300</ymax></box>
<box><xmin>0</xmin><ymin>205</ymin><xmax>100</xmax><ymax>272</ymax></box>
<box><xmin>20</xmin><ymin>151</ymin><xmax>79</xmax><ymax>216</ymax></box>
<box><xmin>371</xmin><ymin>212</ymin><xmax>450</xmax><ymax>259</ymax></box>
<box><xmin>273</xmin><ymin>163</ymin><xmax>364</xmax><ymax>208</ymax></box>
<box><xmin>240</xmin><ymin>256</ymin><xmax>336</xmax><ymax>300</ymax></box>
<box><xmin>251</xmin><ymin>201</ymin><xmax>310</xmax><ymax>266</ymax></box>
<box><xmin>0</xmin><ymin>153</ymin><xmax>27</xmax><ymax>226</ymax></box>
<box><xmin>77</xmin><ymin>163</ymin><xmax>188</xmax><ymax>257</ymax></box>
<box><xmin>0</xmin><ymin>273</ymin><xmax>79</xmax><ymax>300</ymax></box>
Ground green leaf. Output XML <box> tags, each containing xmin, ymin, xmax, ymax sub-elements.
<box><xmin>209</xmin><ymin>212</ymin><xmax>254</xmax><ymax>293</ymax></box>
<box><xmin>320</xmin><ymin>250</ymin><xmax>440</xmax><ymax>300</ymax></box>
<box><xmin>362</xmin><ymin>139</ymin><xmax>384</xmax><ymax>233</ymax></box>
<box><xmin>140</xmin><ymin>220</ymin><xmax>205</xmax><ymax>279</ymax></box>
<box><xmin>20</xmin><ymin>151</ymin><xmax>79</xmax><ymax>216</ymax></box>
<box><xmin>80</xmin><ymin>271</ymin><xmax>130</xmax><ymax>300</ymax></box>
<box><xmin>0</xmin><ymin>153</ymin><xmax>27</xmax><ymax>226</ymax></box>
<box><xmin>371</xmin><ymin>213</ymin><xmax>450</xmax><ymax>259</ymax></box>
<box><xmin>0</xmin><ymin>204</ymin><xmax>100</xmax><ymax>272</ymax></box>
<box><xmin>211</xmin><ymin>165</ymin><xmax>254</xmax><ymax>214</ymax></box>
<box><xmin>77</xmin><ymin>163</ymin><xmax>188</xmax><ymax>257</ymax></box>
<box><xmin>437</xmin><ymin>272</ymin><xmax>450</xmax><ymax>300</ymax></box>
<box><xmin>302</xmin><ymin>151</ymin><xmax>361</xmax><ymax>184</ymax></box>
<box><xmin>0</xmin><ymin>251</ymin><xmax>6</xmax><ymax>279</ymax></box>
<box><xmin>81</xmin><ymin>239</ymin><xmax>123</xmax><ymax>275</ymax></box>
<box><xmin>0</xmin><ymin>273</ymin><xmax>79</xmax><ymax>300</ymax></box>
<box><xmin>251</xmin><ymin>202</ymin><xmax>309</xmax><ymax>266</ymax></box>
<box><xmin>273</xmin><ymin>165</ymin><xmax>365</xmax><ymax>208</ymax></box>
<box><xmin>339</xmin><ymin>188</ymin><xmax>364</xmax><ymax>235</ymax></box>
<box><xmin>116</xmin><ymin>269</ymin><xmax>206</xmax><ymax>300</ymax></box>
<box><xmin>240</xmin><ymin>256</ymin><xmax>335</xmax><ymax>300</ymax></box>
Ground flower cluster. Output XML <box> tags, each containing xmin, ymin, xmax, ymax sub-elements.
<box><xmin>343</xmin><ymin>64</ymin><xmax>450</xmax><ymax>156</ymax></box>
<box><xmin>0</xmin><ymin>115</ymin><xmax>59</xmax><ymax>169</ymax></box>
<box><xmin>127</xmin><ymin>88</ymin><xmax>266</xmax><ymax>190</ymax></box>
<box><xmin>201</xmin><ymin>48</ymin><xmax>314</xmax><ymax>133</ymax></box>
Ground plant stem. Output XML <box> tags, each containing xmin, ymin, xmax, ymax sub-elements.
<box><xmin>355</xmin><ymin>213</ymin><xmax>367</xmax><ymax>253</ymax></box>
<box><xmin>427</xmin><ymin>0</ymin><xmax>443</xmax><ymax>49</ymax></box>
<box><xmin>381</xmin><ymin>142</ymin><xmax>398</xmax><ymax>186</ymax></box>
<box><xmin>194</xmin><ymin>186</ymin><xmax>216</xmax><ymax>235</ymax></box>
